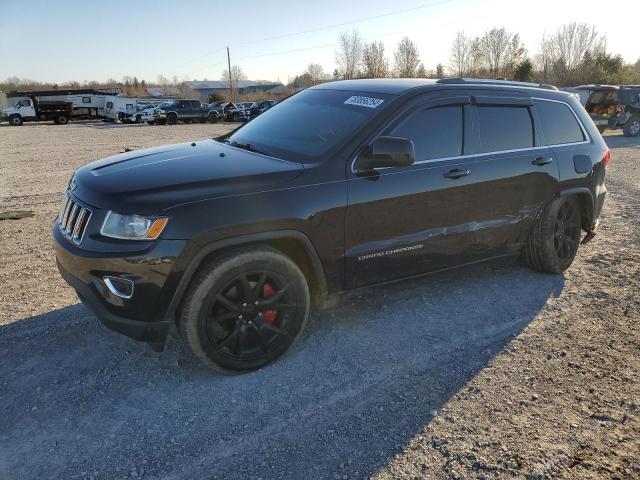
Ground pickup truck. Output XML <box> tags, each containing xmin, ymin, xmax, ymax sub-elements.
<box><xmin>154</xmin><ymin>99</ymin><xmax>221</xmax><ymax>125</ymax></box>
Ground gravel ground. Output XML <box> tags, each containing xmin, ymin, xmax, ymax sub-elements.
<box><xmin>0</xmin><ymin>122</ymin><xmax>638</xmax><ymax>480</ymax></box>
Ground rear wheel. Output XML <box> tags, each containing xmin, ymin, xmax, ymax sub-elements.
<box><xmin>623</xmin><ymin>115</ymin><xmax>640</xmax><ymax>137</ymax></box>
<box><xmin>179</xmin><ymin>248</ymin><xmax>310</xmax><ymax>373</ymax></box>
<box><xmin>522</xmin><ymin>196</ymin><xmax>582</xmax><ymax>273</ymax></box>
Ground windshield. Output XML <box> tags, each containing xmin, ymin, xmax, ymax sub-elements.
<box><xmin>226</xmin><ymin>89</ymin><xmax>392</xmax><ymax>163</ymax></box>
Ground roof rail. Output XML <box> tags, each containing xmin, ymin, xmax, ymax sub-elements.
<box><xmin>436</xmin><ymin>78</ymin><xmax>558</xmax><ymax>91</ymax></box>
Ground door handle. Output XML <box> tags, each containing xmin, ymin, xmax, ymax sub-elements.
<box><xmin>532</xmin><ymin>157</ymin><xmax>553</xmax><ymax>166</ymax></box>
<box><xmin>443</xmin><ymin>168</ymin><xmax>471</xmax><ymax>179</ymax></box>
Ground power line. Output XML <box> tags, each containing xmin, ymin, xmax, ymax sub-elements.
<box><xmin>230</xmin><ymin>0</ymin><xmax>453</xmax><ymax>48</ymax></box>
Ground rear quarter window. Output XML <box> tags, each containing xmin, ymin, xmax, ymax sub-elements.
<box><xmin>534</xmin><ymin>99</ymin><xmax>585</xmax><ymax>145</ymax></box>
<box><xmin>477</xmin><ymin>106</ymin><xmax>534</xmax><ymax>152</ymax></box>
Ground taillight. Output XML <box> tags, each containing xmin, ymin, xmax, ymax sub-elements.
<box><xmin>603</xmin><ymin>149</ymin><xmax>611</xmax><ymax>167</ymax></box>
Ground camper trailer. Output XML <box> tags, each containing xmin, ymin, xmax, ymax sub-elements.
<box><xmin>103</xmin><ymin>96</ymin><xmax>139</xmax><ymax>122</ymax></box>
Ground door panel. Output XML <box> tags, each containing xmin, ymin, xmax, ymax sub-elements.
<box><xmin>345</xmin><ymin>157</ymin><xmax>482</xmax><ymax>288</ymax></box>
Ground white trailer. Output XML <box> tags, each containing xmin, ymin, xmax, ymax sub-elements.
<box><xmin>104</xmin><ymin>96</ymin><xmax>139</xmax><ymax>121</ymax></box>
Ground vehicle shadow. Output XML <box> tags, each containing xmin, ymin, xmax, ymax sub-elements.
<box><xmin>0</xmin><ymin>259</ymin><xmax>564</xmax><ymax>480</ymax></box>
<box><xmin>604</xmin><ymin>132</ymin><xmax>640</xmax><ymax>149</ymax></box>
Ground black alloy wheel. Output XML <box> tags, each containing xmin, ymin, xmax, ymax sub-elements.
<box><xmin>204</xmin><ymin>271</ymin><xmax>295</xmax><ymax>362</ymax></box>
<box><xmin>553</xmin><ymin>200</ymin><xmax>581</xmax><ymax>262</ymax></box>
<box><xmin>179</xmin><ymin>248</ymin><xmax>310</xmax><ymax>372</ymax></box>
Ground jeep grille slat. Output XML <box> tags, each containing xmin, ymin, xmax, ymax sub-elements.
<box><xmin>58</xmin><ymin>193</ymin><xmax>92</xmax><ymax>245</ymax></box>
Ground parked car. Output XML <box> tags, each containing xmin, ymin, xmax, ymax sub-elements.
<box><xmin>584</xmin><ymin>85</ymin><xmax>640</xmax><ymax>136</ymax></box>
<box><xmin>246</xmin><ymin>100</ymin><xmax>278</xmax><ymax>120</ymax></box>
<box><xmin>226</xmin><ymin>102</ymin><xmax>254</xmax><ymax>122</ymax></box>
<box><xmin>155</xmin><ymin>99</ymin><xmax>221</xmax><ymax>125</ymax></box>
<box><xmin>123</xmin><ymin>104</ymin><xmax>156</xmax><ymax>124</ymax></box>
<box><xmin>53</xmin><ymin>78</ymin><xmax>609</xmax><ymax>373</ymax></box>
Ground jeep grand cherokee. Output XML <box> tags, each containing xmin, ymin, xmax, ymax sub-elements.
<box><xmin>53</xmin><ymin>78</ymin><xmax>609</xmax><ymax>372</ymax></box>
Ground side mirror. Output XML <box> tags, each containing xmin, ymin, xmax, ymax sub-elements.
<box><xmin>355</xmin><ymin>136</ymin><xmax>415</xmax><ymax>171</ymax></box>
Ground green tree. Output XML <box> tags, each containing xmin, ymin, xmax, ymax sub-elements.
<box><xmin>514</xmin><ymin>58</ymin><xmax>534</xmax><ymax>81</ymax></box>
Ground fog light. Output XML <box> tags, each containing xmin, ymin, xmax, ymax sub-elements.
<box><xmin>103</xmin><ymin>276</ymin><xmax>134</xmax><ymax>299</ymax></box>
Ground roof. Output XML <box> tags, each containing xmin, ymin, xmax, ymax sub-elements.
<box><xmin>313</xmin><ymin>78</ymin><xmax>438</xmax><ymax>94</ymax></box>
<box><xmin>312</xmin><ymin>78</ymin><xmax>560</xmax><ymax>95</ymax></box>
<box><xmin>146</xmin><ymin>87</ymin><xmax>180</xmax><ymax>97</ymax></box>
<box><xmin>185</xmin><ymin>80</ymin><xmax>281</xmax><ymax>90</ymax></box>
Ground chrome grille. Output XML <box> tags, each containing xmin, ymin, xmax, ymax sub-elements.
<box><xmin>58</xmin><ymin>193</ymin><xmax>92</xmax><ymax>245</ymax></box>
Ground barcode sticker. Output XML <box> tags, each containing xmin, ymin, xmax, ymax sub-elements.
<box><xmin>344</xmin><ymin>96</ymin><xmax>384</xmax><ymax>108</ymax></box>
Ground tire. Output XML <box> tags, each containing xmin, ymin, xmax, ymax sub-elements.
<box><xmin>208</xmin><ymin>113</ymin><xmax>219</xmax><ymax>124</ymax></box>
<box><xmin>9</xmin><ymin>115</ymin><xmax>23</xmax><ymax>126</ymax></box>
<box><xmin>166</xmin><ymin>114</ymin><xmax>177</xmax><ymax>125</ymax></box>
<box><xmin>57</xmin><ymin>115</ymin><xmax>69</xmax><ymax>125</ymax></box>
<box><xmin>178</xmin><ymin>247</ymin><xmax>310</xmax><ymax>373</ymax></box>
<box><xmin>522</xmin><ymin>196</ymin><xmax>582</xmax><ymax>274</ymax></box>
<box><xmin>622</xmin><ymin>115</ymin><xmax>640</xmax><ymax>137</ymax></box>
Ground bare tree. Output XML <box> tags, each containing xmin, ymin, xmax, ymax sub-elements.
<box><xmin>394</xmin><ymin>37</ymin><xmax>421</xmax><ymax>77</ymax></box>
<box><xmin>221</xmin><ymin>65</ymin><xmax>248</xmax><ymax>96</ymax></box>
<box><xmin>477</xmin><ymin>27</ymin><xmax>526</xmax><ymax>78</ymax></box>
<box><xmin>336</xmin><ymin>29</ymin><xmax>363</xmax><ymax>79</ymax></box>
<box><xmin>362</xmin><ymin>41</ymin><xmax>389</xmax><ymax>78</ymax></box>
<box><xmin>543</xmin><ymin>23</ymin><xmax>607</xmax><ymax>84</ymax></box>
<box><xmin>306</xmin><ymin>63</ymin><xmax>327</xmax><ymax>84</ymax></box>
<box><xmin>449</xmin><ymin>31</ymin><xmax>473</xmax><ymax>77</ymax></box>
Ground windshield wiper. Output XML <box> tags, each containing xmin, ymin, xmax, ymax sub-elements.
<box><xmin>227</xmin><ymin>140</ymin><xmax>271</xmax><ymax>156</ymax></box>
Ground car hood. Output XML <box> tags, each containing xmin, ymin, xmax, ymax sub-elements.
<box><xmin>73</xmin><ymin>140</ymin><xmax>304</xmax><ymax>214</ymax></box>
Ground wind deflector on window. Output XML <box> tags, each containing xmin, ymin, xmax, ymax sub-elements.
<box><xmin>472</xmin><ymin>96</ymin><xmax>533</xmax><ymax>107</ymax></box>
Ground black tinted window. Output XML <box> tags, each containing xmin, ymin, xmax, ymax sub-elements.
<box><xmin>389</xmin><ymin>106</ymin><xmax>463</xmax><ymax>160</ymax></box>
<box><xmin>227</xmin><ymin>89</ymin><xmax>390</xmax><ymax>163</ymax></box>
<box><xmin>477</xmin><ymin>106</ymin><xmax>533</xmax><ymax>152</ymax></box>
<box><xmin>534</xmin><ymin>100</ymin><xmax>584</xmax><ymax>145</ymax></box>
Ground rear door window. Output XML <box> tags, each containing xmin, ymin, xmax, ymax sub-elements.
<box><xmin>477</xmin><ymin>106</ymin><xmax>534</xmax><ymax>152</ymax></box>
<box><xmin>388</xmin><ymin>105</ymin><xmax>463</xmax><ymax>160</ymax></box>
<box><xmin>534</xmin><ymin>99</ymin><xmax>584</xmax><ymax>145</ymax></box>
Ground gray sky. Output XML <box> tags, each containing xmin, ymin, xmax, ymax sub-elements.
<box><xmin>0</xmin><ymin>0</ymin><xmax>637</xmax><ymax>84</ymax></box>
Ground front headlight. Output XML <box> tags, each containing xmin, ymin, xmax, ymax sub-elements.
<box><xmin>100</xmin><ymin>211</ymin><xmax>168</xmax><ymax>240</ymax></box>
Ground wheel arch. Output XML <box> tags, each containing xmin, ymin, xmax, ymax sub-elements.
<box><xmin>558</xmin><ymin>187</ymin><xmax>594</xmax><ymax>230</ymax></box>
<box><xmin>164</xmin><ymin>230</ymin><xmax>328</xmax><ymax>324</ymax></box>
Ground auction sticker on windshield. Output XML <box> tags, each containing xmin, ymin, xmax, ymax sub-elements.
<box><xmin>344</xmin><ymin>96</ymin><xmax>384</xmax><ymax>108</ymax></box>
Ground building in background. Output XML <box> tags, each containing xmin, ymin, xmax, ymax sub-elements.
<box><xmin>184</xmin><ymin>80</ymin><xmax>283</xmax><ymax>102</ymax></box>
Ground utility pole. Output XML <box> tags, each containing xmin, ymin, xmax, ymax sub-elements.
<box><xmin>226</xmin><ymin>46</ymin><xmax>233</xmax><ymax>103</ymax></box>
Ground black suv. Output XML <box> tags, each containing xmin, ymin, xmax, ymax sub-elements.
<box><xmin>53</xmin><ymin>79</ymin><xmax>609</xmax><ymax>372</ymax></box>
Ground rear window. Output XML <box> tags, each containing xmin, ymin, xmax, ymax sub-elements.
<box><xmin>388</xmin><ymin>106</ymin><xmax>463</xmax><ymax>160</ymax></box>
<box><xmin>587</xmin><ymin>91</ymin><xmax>618</xmax><ymax>105</ymax></box>
<box><xmin>477</xmin><ymin>106</ymin><xmax>534</xmax><ymax>152</ymax></box>
<box><xmin>534</xmin><ymin>99</ymin><xmax>584</xmax><ymax>145</ymax></box>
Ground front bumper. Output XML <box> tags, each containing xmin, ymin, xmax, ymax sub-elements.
<box><xmin>53</xmin><ymin>223</ymin><xmax>188</xmax><ymax>344</ymax></box>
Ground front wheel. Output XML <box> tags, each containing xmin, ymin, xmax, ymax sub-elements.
<box><xmin>178</xmin><ymin>247</ymin><xmax>310</xmax><ymax>373</ymax></box>
<box><xmin>623</xmin><ymin>116</ymin><xmax>640</xmax><ymax>137</ymax></box>
<box><xmin>9</xmin><ymin>115</ymin><xmax>23</xmax><ymax>126</ymax></box>
<box><xmin>57</xmin><ymin>115</ymin><xmax>69</xmax><ymax>125</ymax></box>
<box><xmin>208</xmin><ymin>113</ymin><xmax>219</xmax><ymax>124</ymax></box>
<box><xmin>166</xmin><ymin>114</ymin><xmax>177</xmax><ymax>125</ymax></box>
<box><xmin>522</xmin><ymin>196</ymin><xmax>582</xmax><ymax>273</ymax></box>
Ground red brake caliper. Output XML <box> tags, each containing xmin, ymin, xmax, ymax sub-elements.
<box><xmin>262</xmin><ymin>283</ymin><xmax>278</xmax><ymax>324</ymax></box>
